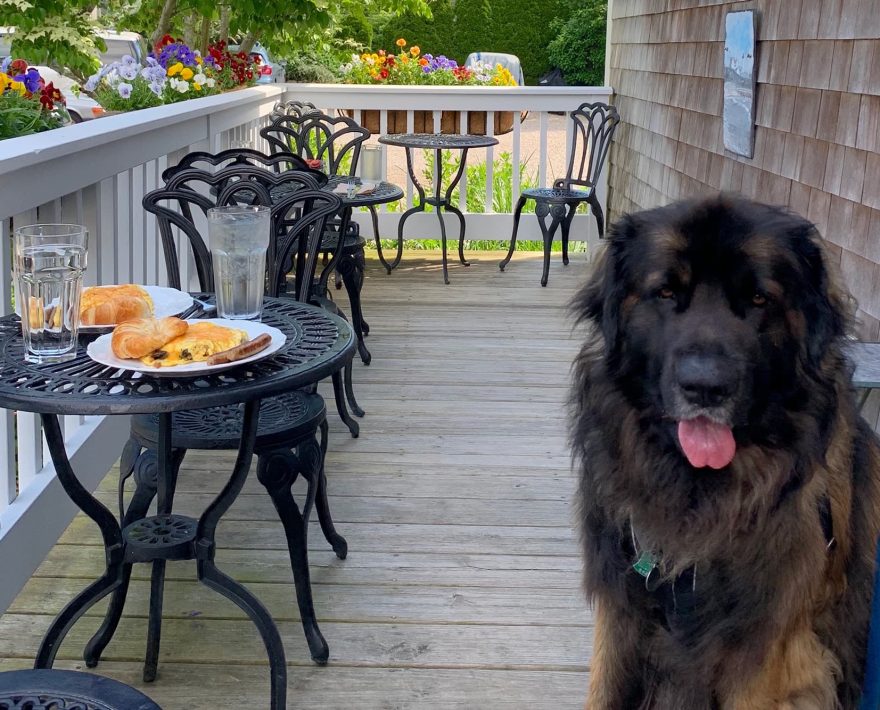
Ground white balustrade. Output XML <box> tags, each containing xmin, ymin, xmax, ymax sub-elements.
<box><xmin>0</xmin><ymin>80</ymin><xmax>611</xmax><ymax>613</ymax></box>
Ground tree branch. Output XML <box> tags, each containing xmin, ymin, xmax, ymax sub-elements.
<box><xmin>151</xmin><ymin>0</ymin><xmax>178</xmax><ymax>47</ymax></box>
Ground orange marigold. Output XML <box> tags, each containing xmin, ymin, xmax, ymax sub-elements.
<box><xmin>410</xmin><ymin>46</ymin><xmax>420</xmax><ymax>56</ymax></box>
<box><xmin>395</xmin><ymin>38</ymin><xmax>406</xmax><ymax>47</ymax></box>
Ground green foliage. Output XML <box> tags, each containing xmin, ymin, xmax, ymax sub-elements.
<box><xmin>422</xmin><ymin>149</ymin><xmax>537</xmax><ymax>213</ymax></box>
<box><xmin>94</xmin><ymin>76</ymin><xmax>163</xmax><ymax>110</ymax></box>
<box><xmin>547</xmin><ymin>0</ymin><xmax>606</xmax><ymax>86</ymax></box>
<box><xmin>0</xmin><ymin>86</ymin><xmax>68</xmax><ymax>140</ymax></box>
<box><xmin>284</xmin><ymin>53</ymin><xmax>338</xmax><ymax>82</ymax></box>
<box><xmin>372</xmin><ymin>0</ymin><xmax>573</xmax><ymax>84</ymax></box>
<box><xmin>0</xmin><ymin>0</ymin><xmax>102</xmax><ymax>81</ymax></box>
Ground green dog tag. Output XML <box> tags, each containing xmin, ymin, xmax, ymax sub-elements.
<box><xmin>632</xmin><ymin>551</ymin><xmax>656</xmax><ymax>578</ymax></box>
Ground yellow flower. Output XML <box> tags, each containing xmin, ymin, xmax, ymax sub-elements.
<box><xmin>194</xmin><ymin>83</ymin><xmax>202</xmax><ymax>91</ymax></box>
<box><xmin>410</xmin><ymin>46</ymin><xmax>420</xmax><ymax>56</ymax></box>
<box><xmin>9</xmin><ymin>80</ymin><xmax>26</xmax><ymax>96</ymax></box>
<box><xmin>0</xmin><ymin>73</ymin><xmax>8</xmax><ymax>92</ymax></box>
<box><xmin>181</xmin><ymin>67</ymin><xmax>194</xmax><ymax>81</ymax></box>
<box><xmin>396</xmin><ymin>38</ymin><xmax>406</xmax><ymax>47</ymax></box>
<box><xmin>401</xmin><ymin>55</ymin><xmax>409</xmax><ymax>64</ymax></box>
<box><xmin>196</xmin><ymin>56</ymin><xmax>203</xmax><ymax>64</ymax></box>
<box><xmin>167</xmin><ymin>62</ymin><xmax>183</xmax><ymax>77</ymax></box>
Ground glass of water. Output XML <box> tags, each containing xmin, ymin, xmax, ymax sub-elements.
<box><xmin>207</xmin><ymin>206</ymin><xmax>270</xmax><ymax>320</ymax></box>
<box><xmin>14</xmin><ymin>224</ymin><xmax>88</xmax><ymax>364</ymax></box>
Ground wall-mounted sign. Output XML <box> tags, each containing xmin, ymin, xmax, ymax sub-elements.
<box><xmin>723</xmin><ymin>10</ymin><xmax>757</xmax><ymax>158</ymax></box>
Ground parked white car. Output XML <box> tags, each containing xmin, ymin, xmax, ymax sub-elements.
<box><xmin>229</xmin><ymin>43</ymin><xmax>285</xmax><ymax>84</ymax></box>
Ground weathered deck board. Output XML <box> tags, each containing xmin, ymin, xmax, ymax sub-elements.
<box><xmin>0</xmin><ymin>251</ymin><xmax>594</xmax><ymax>708</ymax></box>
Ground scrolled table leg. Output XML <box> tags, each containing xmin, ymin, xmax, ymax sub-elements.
<box><xmin>35</xmin><ymin>414</ymin><xmax>125</xmax><ymax>670</ymax></box>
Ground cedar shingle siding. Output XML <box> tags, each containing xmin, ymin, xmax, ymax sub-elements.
<box><xmin>607</xmin><ymin>0</ymin><xmax>880</xmax><ymax>338</ymax></box>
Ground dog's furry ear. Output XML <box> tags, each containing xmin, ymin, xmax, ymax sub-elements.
<box><xmin>572</xmin><ymin>214</ymin><xmax>634</xmax><ymax>355</ymax></box>
<box><xmin>796</xmin><ymin>224</ymin><xmax>850</xmax><ymax>370</ymax></box>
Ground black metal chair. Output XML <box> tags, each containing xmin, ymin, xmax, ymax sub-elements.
<box><xmin>271</xmin><ymin>98</ymin><xmax>318</xmax><ymax>121</ymax></box>
<box><xmin>260</xmin><ymin>111</ymin><xmax>377</xmax><ymax>346</ymax></box>
<box><xmin>159</xmin><ymin>148</ymin><xmax>363</xmax><ymax>436</ymax></box>
<box><xmin>500</xmin><ymin>101</ymin><xmax>620</xmax><ymax>286</ymax></box>
<box><xmin>85</xmin><ymin>167</ymin><xmax>346</xmax><ymax>683</ymax></box>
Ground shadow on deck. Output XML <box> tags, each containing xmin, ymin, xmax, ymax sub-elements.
<box><xmin>0</xmin><ymin>250</ymin><xmax>593</xmax><ymax>709</ymax></box>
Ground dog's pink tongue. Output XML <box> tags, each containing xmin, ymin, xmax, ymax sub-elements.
<box><xmin>677</xmin><ymin>417</ymin><xmax>736</xmax><ymax>470</ymax></box>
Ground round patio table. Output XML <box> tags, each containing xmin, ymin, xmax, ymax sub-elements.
<box><xmin>0</xmin><ymin>297</ymin><xmax>356</xmax><ymax>710</ymax></box>
<box><xmin>378</xmin><ymin>133</ymin><xmax>500</xmax><ymax>284</ymax></box>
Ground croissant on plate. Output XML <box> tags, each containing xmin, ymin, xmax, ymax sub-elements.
<box><xmin>80</xmin><ymin>285</ymin><xmax>154</xmax><ymax>326</ymax></box>
<box><xmin>111</xmin><ymin>317</ymin><xmax>188</xmax><ymax>359</ymax></box>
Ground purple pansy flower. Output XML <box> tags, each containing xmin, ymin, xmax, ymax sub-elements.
<box><xmin>14</xmin><ymin>68</ymin><xmax>42</xmax><ymax>93</ymax></box>
<box><xmin>116</xmin><ymin>82</ymin><xmax>133</xmax><ymax>99</ymax></box>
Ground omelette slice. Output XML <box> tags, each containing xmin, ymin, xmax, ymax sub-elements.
<box><xmin>141</xmin><ymin>321</ymin><xmax>248</xmax><ymax>368</ymax></box>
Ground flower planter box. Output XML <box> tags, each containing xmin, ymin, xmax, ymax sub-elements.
<box><xmin>350</xmin><ymin>109</ymin><xmax>518</xmax><ymax>136</ymax></box>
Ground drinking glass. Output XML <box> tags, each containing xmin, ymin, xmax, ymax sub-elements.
<box><xmin>207</xmin><ymin>206</ymin><xmax>270</xmax><ymax>320</ymax></box>
<box><xmin>14</xmin><ymin>224</ymin><xmax>88</xmax><ymax>364</ymax></box>
<box><xmin>360</xmin><ymin>145</ymin><xmax>383</xmax><ymax>181</ymax></box>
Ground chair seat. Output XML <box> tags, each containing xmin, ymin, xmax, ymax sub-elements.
<box><xmin>521</xmin><ymin>187</ymin><xmax>593</xmax><ymax>202</ymax></box>
<box><xmin>0</xmin><ymin>669</ymin><xmax>161</xmax><ymax>710</ymax></box>
<box><xmin>320</xmin><ymin>232</ymin><xmax>366</xmax><ymax>252</ymax></box>
<box><xmin>131</xmin><ymin>391</ymin><xmax>326</xmax><ymax>452</ymax></box>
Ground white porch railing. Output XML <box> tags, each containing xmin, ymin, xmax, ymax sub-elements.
<box><xmin>0</xmin><ymin>81</ymin><xmax>611</xmax><ymax>614</ymax></box>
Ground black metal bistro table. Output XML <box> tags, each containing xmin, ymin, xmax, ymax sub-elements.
<box><xmin>0</xmin><ymin>297</ymin><xmax>356</xmax><ymax>710</ymax></box>
<box><xmin>378</xmin><ymin>133</ymin><xmax>500</xmax><ymax>284</ymax></box>
<box><xmin>273</xmin><ymin>174</ymin><xmax>403</xmax><ymax>365</ymax></box>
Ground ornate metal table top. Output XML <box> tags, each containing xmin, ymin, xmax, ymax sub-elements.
<box><xmin>0</xmin><ymin>297</ymin><xmax>355</xmax><ymax>416</ymax></box>
<box><xmin>0</xmin><ymin>669</ymin><xmax>160</xmax><ymax>710</ymax></box>
<box><xmin>271</xmin><ymin>175</ymin><xmax>403</xmax><ymax>209</ymax></box>
<box><xmin>378</xmin><ymin>133</ymin><xmax>500</xmax><ymax>150</ymax></box>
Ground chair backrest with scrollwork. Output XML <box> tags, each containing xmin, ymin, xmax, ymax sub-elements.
<box><xmin>271</xmin><ymin>99</ymin><xmax>320</xmax><ymax>121</ymax></box>
<box><xmin>142</xmin><ymin>165</ymin><xmax>341</xmax><ymax>302</ymax></box>
<box><xmin>260</xmin><ymin>111</ymin><xmax>370</xmax><ymax>177</ymax></box>
<box><xmin>555</xmin><ymin>102</ymin><xmax>620</xmax><ymax>192</ymax></box>
<box><xmin>163</xmin><ymin>148</ymin><xmax>324</xmax><ymax>181</ymax></box>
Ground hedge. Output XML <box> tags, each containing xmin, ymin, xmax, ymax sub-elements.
<box><xmin>372</xmin><ymin>0</ymin><xmax>574</xmax><ymax>85</ymax></box>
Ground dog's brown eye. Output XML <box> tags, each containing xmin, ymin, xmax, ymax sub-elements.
<box><xmin>658</xmin><ymin>287</ymin><xmax>675</xmax><ymax>300</ymax></box>
<box><xmin>752</xmin><ymin>293</ymin><xmax>767</xmax><ymax>307</ymax></box>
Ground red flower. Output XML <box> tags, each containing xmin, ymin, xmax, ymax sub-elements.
<box><xmin>10</xmin><ymin>59</ymin><xmax>27</xmax><ymax>75</ymax></box>
<box><xmin>386</xmin><ymin>56</ymin><xmax>395</xmax><ymax>67</ymax></box>
<box><xmin>379</xmin><ymin>68</ymin><xmax>389</xmax><ymax>79</ymax></box>
<box><xmin>38</xmin><ymin>82</ymin><xmax>64</xmax><ymax>110</ymax></box>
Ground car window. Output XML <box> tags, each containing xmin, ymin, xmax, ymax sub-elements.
<box><xmin>100</xmin><ymin>38</ymin><xmax>141</xmax><ymax>66</ymax></box>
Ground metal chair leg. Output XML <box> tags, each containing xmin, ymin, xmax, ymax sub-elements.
<box><xmin>500</xmin><ymin>195</ymin><xmax>527</xmax><ymax>272</ymax></box>
<box><xmin>257</xmin><ymin>448</ymin><xmax>330</xmax><ymax>665</ymax></box>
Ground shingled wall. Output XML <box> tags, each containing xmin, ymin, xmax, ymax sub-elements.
<box><xmin>606</xmin><ymin>0</ymin><xmax>880</xmax><ymax>338</ymax></box>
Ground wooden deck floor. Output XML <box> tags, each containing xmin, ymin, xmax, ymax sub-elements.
<box><xmin>0</xmin><ymin>250</ymin><xmax>593</xmax><ymax>709</ymax></box>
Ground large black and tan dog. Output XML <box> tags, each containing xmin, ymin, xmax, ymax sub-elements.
<box><xmin>571</xmin><ymin>194</ymin><xmax>880</xmax><ymax>708</ymax></box>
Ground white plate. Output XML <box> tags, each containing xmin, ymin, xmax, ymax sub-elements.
<box><xmin>79</xmin><ymin>285</ymin><xmax>194</xmax><ymax>333</ymax></box>
<box><xmin>86</xmin><ymin>318</ymin><xmax>286</xmax><ymax>377</ymax></box>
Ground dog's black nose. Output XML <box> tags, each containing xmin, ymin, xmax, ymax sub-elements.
<box><xmin>675</xmin><ymin>353</ymin><xmax>737</xmax><ymax>407</ymax></box>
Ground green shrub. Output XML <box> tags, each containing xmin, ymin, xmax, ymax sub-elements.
<box><xmin>284</xmin><ymin>54</ymin><xmax>338</xmax><ymax>83</ymax></box>
<box><xmin>547</xmin><ymin>1</ymin><xmax>607</xmax><ymax>86</ymax></box>
<box><xmin>371</xmin><ymin>0</ymin><xmax>570</xmax><ymax>84</ymax></box>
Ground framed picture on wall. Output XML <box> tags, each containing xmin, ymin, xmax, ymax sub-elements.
<box><xmin>723</xmin><ymin>10</ymin><xmax>757</xmax><ymax>158</ymax></box>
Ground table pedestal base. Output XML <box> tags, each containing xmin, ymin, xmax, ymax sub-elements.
<box><xmin>34</xmin><ymin>404</ymin><xmax>288</xmax><ymax>710</ymax></box>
